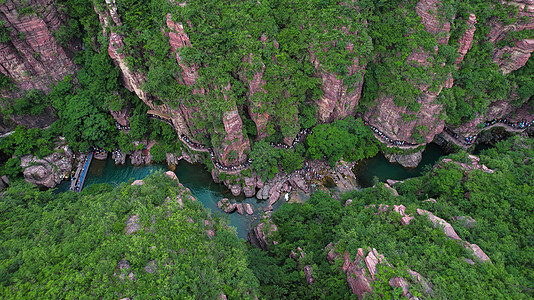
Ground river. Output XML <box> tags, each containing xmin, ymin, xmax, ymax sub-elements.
<box><xmin>56</xmin><ymin>157</ymin><xmax>275</xmax><ymax>239</ymax></box>
<box><xmin>355</xmin><ymin>143</ymin><xmax>447</xmax><ymax>188</ymax></box>
<box><xmin>54</xmin><ymin>143</ymin><xmax>449</xmax><ymax>237</ymax></box>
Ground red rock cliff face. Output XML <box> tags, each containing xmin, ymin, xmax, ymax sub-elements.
<box><xmin>452</xmin><ymin>1</ymin><xmax>534</xmax><ymax>134</ymax></box>
<box><xmin>488</xmin><ymin>0</ymin><xmax>534</xmax><ymax>74</ymax></box>
<box><xmin>0</xmin><ymin>0</ymin><xmax>78</xmax><ymax>97</ymax></box>
<box><xmin>364</xmin><ymin>0</ymin><xmax>450</xmax><ymax>144</ymax></box>
<box><xmin>217</xmin><ymin>84</ymin><xmax>251</xmax><ymax>165</ymax></box>
<box><xmin>310</xmin><ymin>30</ymin><xmax>366</xmax><ymax>123</ymax></box>
<box><xmin>95</xmin><ymin>0</ymin><xmax>151</xmax><ymax>107</ymax></box>
<box><xmin>243</xmin><ymin>45</ymin><xmax>270</xmax><ymax>140</ymax></box>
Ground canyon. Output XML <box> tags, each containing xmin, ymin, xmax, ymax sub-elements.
<box><xmin>1</xmin><ymin>0</ymin><xmax>533</xmax><ymax>179</ymax></box>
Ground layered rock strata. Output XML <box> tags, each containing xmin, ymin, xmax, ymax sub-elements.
<box><xmin>0</xmin><ymin>0</ymin><xmax>78</xmax><ymax>97</ymax></box>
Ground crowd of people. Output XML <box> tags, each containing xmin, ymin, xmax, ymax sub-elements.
<box><xmin>270</xmin><ymin>128</ymin><xmax>313</xmax><ymax>149</ymax></box>
<box><xmin>443</xmin><ymin>127</ymin><xmax>477</xmax><ymax>145</ymax></box>
<box><xmin>93</xmin><ymin>147</ymin><xmax>107</xmax><ymax>156</ymax></box>
<box><xmin>180</xmin><ymin>134</ymin><xmax>207</xmax><ymax>150</ymax></box>
<box><xmin>112</xmin><ymin>149</ymin><xmax>123</xmax><ymax>164</ymax></box>
<box><xmin>115</xmin><ymin>121</ymin><xmax>130</xmax><ymax>131</ymax></box>
<box><xmin>363</xmin><ymin>121</ymin><xmax>418</xmax><ymax>147</ymax></box>
<box><xmin>484</xmin><ymin>118</ymin><xmax>534</xmax><ymax>129</ymax></box>
<box><xmin>181</xmin><ymin>134</ymin><xmax>252</xmax><ymax>171</ymax></box>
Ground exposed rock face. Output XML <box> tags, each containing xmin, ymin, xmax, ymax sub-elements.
<box><xmin>342</xmin><ymin>250</ymin><xmax>373</xmax><ymax>298</ymax></box>
<box><xmin>243</xmin><ymin>51</ymin><xmax>270</xmax><ymax>139</ymax></box>
<box><xmin>384</xmin><ymin>150</ymin><xmax>424</xmax><ymax>168</ymax></box>
<box><xmin>453</xmin><ymin>215</ymin><xmax>477</xmax><ymax>229</ymax></box>
<box><xmin>248</xmin><ymin>215</ymin><xmax>278</xmax><ymax>251</ymax></box>
<box><xmin>110</xmin><ymin>107</ymin><xmax>130</xmax><ymax>126</ymax></box>
<box><xmin>217</xmin><ymin>198</ymin><xmax>237</xmax><ymax>213</ymax></box>
<box><xmin>416</xmin><ymin>0</ymin><xmax>452</xmax><ymax>45</ymax></box>
<box><xmin>417</xmin><ymin>209</ymin><xmax>492</xmax><ymax>263</ymax></box>
<box><xmin>440</xmin><ymin>154</ymin><xmax>494</xmax><ymax>174</ymax></box>
<box><xmin>218</xmin><ymin>91</ymin><xmax>250</xmax><ymax>165</ymax></box>
<box><xmin>456</xmin><ymin>14</ymin><xmax>477</xmax><ymax>66</ymax></box>
<box><xmin>290</xmin><ymin>247</ymin><xmax>315</xmax><ymax>285</ymax></box>
<box><xmin>417</xmin><ymin>209</ymin><xmax>461</xmax><ymax>240</ymax></box>
<box><xmin>20</xmin><ymin>144</ymin><xmax>72</xmax><ymax>188</ymax></box>
<box><xmin>243</xmin><ymin>203</ymin><xmax>254</xmax><ymax>215</ymax></box>
<box><xmin>310</xmin><ymin>28</ymin><xmax>366</xmax><ymax>123</ymax></box>
<box><xmin>363</xmin><ymin>94</ymin><xmax>445</xmax><ymax>144</ymax></box>
<box><xmin>493</xmin><ymin>39</ymin><xmax>534</xmax><ymax>74</ymax></box>
<box><xmin>367</xmin><ymin>203</ymin><xmax>414</xmax><ymax>225</ymax></box>
<box><xmin>488</xmin><ymin>0</ymin><xmax>534</xmax><ymax>74</ymax></box>
<box><xmin>166</xmin><ymin>13</ymin><xmax>199</xmax><ymax>88</ymax></box>
<box><xmin>0</xmin><ymin>0</ymin><xmax>78</xmax><ymax>97</ymax></box>
<box><xmin>408</xmin><ymin>269</ymin><xmax>434</xmax><ymax>296</ymax></box>
<box><xmin>125</xmin><ymin>214</ymin><xmax>141</xmax><ymax>235</ymax></box>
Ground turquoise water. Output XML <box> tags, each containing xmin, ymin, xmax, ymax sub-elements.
<box><xmin>355</xmin><ymin>143</ymin><xmax>447</xmax><ymax>188</ymax></box>
<box><xmin>55</xmin><ymin>158</ymin><xmax>270</xmax><ymax>239</ymax></box>
<box><xmin>54</xmin><ymin>143</ymin><xmax>448</xmax><ymax>236</ymax></box>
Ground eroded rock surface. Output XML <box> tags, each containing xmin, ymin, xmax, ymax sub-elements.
<box><xmin>20</xmin><ymin>144</ymin><xmax>72</xmax><ymax>188</ymax></box>
<box><xmin>0</xmin><ymin>0</ymin><xmax>78</xmax><ymax>97</ymax></box>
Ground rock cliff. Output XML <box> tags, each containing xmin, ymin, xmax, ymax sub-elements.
<box><xmin>0</xmin><ymin>0</ymin><xmax>78</xmax><ymax>97</ymax></box>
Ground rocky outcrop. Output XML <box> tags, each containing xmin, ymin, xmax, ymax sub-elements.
<box><xmin>242</xmin><ymin>49</ymin><xmax>270</xmax><ymax>139</ymax></box>
<box><xmin>218</xmin><ymin>89</ymin><xmax>250</xmax><ymax>165</ymax></box>
<box><xmin>456</xmin><ymin>14</ymin><xmax>477</xmax><ymax>66</ymax></box>
<box><xmin>116</xmin><ymin>259</ymin><xmax>135</xmax><ymax>282</ymax></box>
<box><xmin>488</xmin><ymin>0</ymin><xmax>534</xmax><ymax>74</ymax></box>
<box><xmin>384</xmin><ymin>150</ymin><xmax>424</xmax><ymax>168</ymax></box>
<box><xmin>341</xmin><ymin>249</ymin><xmax>373</xmax><ymax>298</ymax></box>
<box><xmin>0</xmin><ymin>175</ymin><xmax>10</xmax><ymax>190</ymax></box>
<box><xmin>310</xmin><ymin>24</ymin><xmax>367</xmax><ymax>123</ymax></box>
<box><xmin>166</xmin><ymin>13</ymin><xmax>200</xmax><ymax>88</ymax></box>
<box><xmin>367</xmin><ymin>204</ymin><xmax>414</xmax><ymax>225</ymax></box>
<box><xmin>417</xmin><ymin>209</ymin><xmax>492</xmax><ymax>263</ymax></box>
<box><xmin>364</xmin><ymin>0</ymin><xmax>455</xmax><ymax>146</ymax></box>
<box><xmin>20</xmin><ymin>143</ymin><xmax>72</xmax><ymax>188</ymax></box>
<box><xmin>248</xmin><ymin>214</ymin><xmax>278</xmax><ymax>251</ymax></box>
<box><xmin>493</xmin><ymin>39</ymin><xmax>534</xmax><ymax>74</ymax></box>
<box><xmin>110</xmin><ymin>107</ymin><xmax>130</xmax><ymax>127</ymax></box>
<box><xmin>290</xmin><ymin>247</ymin><xmax>315</xmax><ymax>285</ymax></box>
<box><xmin>440</xmin><ymin>154</ymin><xmax>494</xmax><ymax>174</ymax></box>
<box><xmin>125</xmin><ymin>214</ymin><xmax>141</xmax><ymax>234</ymax></box>
<box><xmin>416</xmin><ymin>0</ymin><xmax>452</xmax><ymax>45</ymax></box>
<box><xmin>327</xmin><ymin>245</ymin><xmax>427</xmax><ymax>299</ymax></box>
<box><xmin>364</xmin><ymin>93</ymin><xmax>445</xmax><ymax>145</ymax></box>
<box><xmin>217</xmin><ymin>198</ymin><xmax>237</xmax><ymax>213</ymax></box>
<box><xmin>0</xmin><ymin>0</ymin><xmax>78</xmax><ymax>97</ymax></box>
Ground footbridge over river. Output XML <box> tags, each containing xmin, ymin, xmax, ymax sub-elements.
<box><xmin>70</xmin><ymin>152</ymin><xmax>93</xmax><ymax>192</ymax></box>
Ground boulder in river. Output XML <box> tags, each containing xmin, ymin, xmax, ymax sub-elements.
<box><xmin>244</xmin><ymin>203</ymin><xmax>254</xmax><ymax>215</ymax></box>
<box><xmin>235</xmin><ymin>203</ymin><xmax>244</xmax><ymax>215</ymax></box>
<box><xmin>217</xmin><ymin>198</ymin><xmax>237</xmax><ymax>213</ymax></box>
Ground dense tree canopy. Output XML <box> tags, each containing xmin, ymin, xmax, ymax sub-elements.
<box><xmin>0</xmin><ymin>174</ymin><xmax>259</xmax><ymax>299</ymax></box>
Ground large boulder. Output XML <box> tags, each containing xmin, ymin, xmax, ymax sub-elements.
<box><xmin>125</xmin><ymin>215</ymin><xmax>141</xmax><ymax>235</ymax></box>
<box><xmin>384</xmin><ymin>150</ymin><xmax>424</xmax><ymax>168</ymax></box>
<box><xmin>20</xmin><ymin>144</ymin><xmax>73</xmax><ymax>188</ymax></box>
<box><xmin>217</xmin><ymin>198</ymin><xmax>237</xmax><ymax>213</ymax></box>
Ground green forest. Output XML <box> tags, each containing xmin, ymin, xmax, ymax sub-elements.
<box><xmin>1</xmin><ymin>136</ymin><xmax>532</xmax><ymax>299</ymax></box>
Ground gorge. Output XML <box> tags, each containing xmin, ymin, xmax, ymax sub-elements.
<box><xmin>1</xmin><ymin>0</ymin><xmax>533</xmax><ymax>298</ymax></box>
